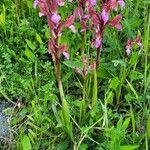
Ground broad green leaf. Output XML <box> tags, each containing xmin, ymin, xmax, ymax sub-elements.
<box><xmin>0</xmin><ymin>14</ymin><xmax>5</xmax><ymax>27</ymax></box>
<box><xmin>146</xmin><ymin>116</ymin><xmax>150</xmax><ymax>139</ymax></box>
<box><xmin>117</xmin><ymin>117</ymin><xmax>123</xmax><ymax>129</ymax></box>
<box><xmin>122</xmin><ymin>118</ymin><xmax>130</xmax><ymax>130</ymax></box>
<box><xmin>36</xmin><ymin>33</ymin><xmax>43</xmax><ymax>44</ymax></box>
<box><xmin>0</xmin><ymin>4</ymin><xmax>6</xmax><ymax>27</ymax></box>
<box><xmin>129</xmin><ymin>53</ymin><xmax>139</xmax><ymax>65</ymax></box>
<box><xmin>125</xmin><ymin>94</ymin><xmax>136</xmax><ymax>102</ymax></box>
<box><xmin>24</xmin><ymin>49</ymin><xmax>34</xmax><ymax>59</ymax></box>
<box><xmin>28</xmin><ymin>129</ymin><xmax>36</xmax><ymax>138</ymax></box>
<box><xmin>146</xmin><ymin>73</ymin><xmax>150</xmax><ymax>86</ymax></box>
<box><xmin>123</xmin><ymin>18</ymin><xmax>142</xmax><ymax>30</ymax></box>
<box><xmin>106</xmin><ymin>91</ymin><xmax>114</xmax><ymax>104</ymax></box>
<box><xmin>79</xmin><ymin>144</ymin><xmax>88</xmax><ymax>150</ymax></box>
<box><xmin>57</xmin><ymin>141</ymin><xmax>68</xmax><ymax>150</ymax></box>
<box><xmin>109</xmin><ymin>77</ymin><xmax>120</xmax><ymax>90</ymax></box>
<box><xmin>63</xmin><ymin>60</ymin><xmax>83</xmax><ymax>69</ymax></box>
<box><xmin>27</xmin><ymin>121</ymin><xmax>41</xmax><ymax>131</ymax></box>
<box><xmin>120</xmin><ymin>145</ymin><xmax>139</xmax><ymax>150</ymax></box>
<box><xmin>28</xmin><ymin>133</ymin><xmax>34</xmax><ymax>144</ymax></box>
<box><xmin>129</xmin><ymin>70</ymin><xmax>143</xmax><ymax>81</ymax></box>
<box><xmin>52</xmin><ymin>104</ymin><xmax>61</xmax><ymax>124</ymax></box>
<box><xmin>112</xmin><ymin>59</ymin><xmax>126</xmax><ymax>67</ymax></box>
<box><xmin>26</xmin><ymin>39</ymin><xmax>36</xmax><ymax>50</ymax></box>
<box><xmin>26</xmin><ymin>0</ymin><xmax>33</xmax><ymax>9</ymax></box>
<box><xmin>45</xmin><ymin>30</ymin><xmax>51</xmax><ymax>39</ymax></box>
<box><xmin>22</xmin><ymin>135</ymin><xmax>32</xmax><ymax>150</ymax></box>
<box><xmin>126</xmin><ymin>80</ymin><xmax>138</xmax><ymax>100</ymax></box>
<box><xmin>62</xmin><ymin>72</ymin><xmax>72</xmax><ymax>82</ymax></box>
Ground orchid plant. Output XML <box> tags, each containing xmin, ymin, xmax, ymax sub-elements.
<box><xmin>34</xmin><ymin>0</ymin><xmax>73</xmax><ymax>140</ymax></box>
<box><xmin>33</xmin><ymin>0</ymin><xmax>143</xmax><ymax>141</ymax></box>
<box><xmin>64</xmin><ymin>0</ymin><xmax>125</xmax><ymax>121</ymax></box>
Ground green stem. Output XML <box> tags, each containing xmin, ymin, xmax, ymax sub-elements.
<box><xmin>14</xmin><ymin>0</ymin><xmax>20</xmax><ymax>25</ymax></box>
<box><xmin>80</xmin><ymin>79</ymin><xmax>86</xmax><ymax>125</ymax></box>
<box><xmin>117</xmin><ymin>64</ymin><xmax>126</xmax><ymax>105</ymax></box>
<box><xmin>144</xmin><ymin>6</ymin><xmax>150</xmax><ymax>93</ymax></box>
<box><xmin>145</xmin><ymin>133</ymin><xmax>148</xmax><ymax>150</ymax></box>
<box><xmin>96</xmin><ymin>46</ymin><xmax>101</xmax><ymax>71</ymax></box>
<box><xmin>54</xmin><ymin>61</ymin><xmax>73</xmax><ymax>140</ymax></box>
<box><xmin>55</xmin><ymin>61</ymin><xmax>65</xmax><ymax>104</ymax></box>
<box><xmin>91</xmin><ymin>45</ymin><xmax>102</xmax><ymax>108</ymax></box>
<box><xmin>92</xmin><ymin>69</ymin><xmax>98</xmax><ymax>107</ymax></box>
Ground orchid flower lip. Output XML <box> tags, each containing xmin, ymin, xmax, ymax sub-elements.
<box><xmin>63</xmin><ymin>52</ymin><xmax>69</xmax><ymax>59</ymax></box>
<box><xmin>51</xmin><ymin>13</ymin><xmax>61</xmax><ymax>24</ymax></box>
<box><xmin>39</xmin><ymin>12</ymin><xmax>45</xmax><ymax>17</ymax></box>
<box><xmin>57</xmin><ymin>0</ymin><xmax>65</xmax><ymax>6</ymax></box>
<box><xmin>88</xmin><ymin>0</ymin><xmax>96</xmax><ymax>6</ymax></box>
<box><xmin>95</xmin><ymin>37</ymin><xmax>102</xmax><ymax>48</ymax></box>
<box><xmin>126</xmin><ymin>48</ymin><xmax>131</xmax><ymax>56</ymax></box>
<box><xmin>69</xmin><ymin>25</ymin><xmax>77</xmax><ymax>33</ymax></box>
<box><xmin>33</xmin><ymin>0</ymin><xmax>39</xmax><ymax>8</ymax></box>
<box><xmin>118</xmin><ymin>0</ymin><xmax>125</xmax><ymax>10</ymax></box>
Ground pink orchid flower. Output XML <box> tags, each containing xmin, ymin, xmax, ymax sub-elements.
<box><xmin>125</xmin><ymin>36</ymin><xmax>142</xmax><ymax>56</ymax></box>
<box><xmin>110</xmin><ymin>14</ymin><xmax>123</xmax><ymax>30</ymax></box>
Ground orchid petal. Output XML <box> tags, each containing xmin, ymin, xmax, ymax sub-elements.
<box><xmin>110</xmin><ymin>14</ymin><xmax>123</xmax><ymax>30</ymax></box>
<box><xmin>65</xmin><ymin>15</ymin><xmax>75</xmax><ymax>27</ymax></box>
<box><xmin>56</xmin><ymin>0</ymin><xmax>65</xmax><ymax>6</ymax></box>
<box><xmin>101</xmin><ymin>10</ymin><xmax>109</xmax><ymax>25</ymax></box>
<box><xmin>134</xmin><ymin>36</ymin><xmax>142</xmax><ymax>46</ymax></box>
<box><xmin>39</xmin><ymin>12</ymin><xmax>45</xmax><ymax>17</ymax></box>
<box><xmin>114</xmin><ymin>24</ymin><xmax>122</xmax><ymax>30</ymax></box>
<box><xmin>126</xmin><ymin>48</ymin><xmax>131</xmax><ymax>56</ymax></box>
<box><xmin>90</xmin><ymin>62</ymin><xmax>96</xmax><ymax>70</ymax></box>
<box><xmin>63</xmin><ymin>52</ymin><xmax>69</xmax><ymax>59</ymax></box>
<box><xmin>51</xmin><ymin>13</ymin><xmax>61</xmax><ymax>24</ymax></box>
<box><xmin>109</xmin><ymin>0</ymin><xmax>117</xmax><ymax>11</ymax></box>
<box><xmin>33</xmin><ymin>0</ymin><xmax>39</xmax><ymax>8</ymax></box>
<box><xmin>69</xmin><ymin>25</ymin><xmax>77</xmax><ymax>33</ymax></box>
<box><xmin>118</xmin><ymin>0</ymin><xmax>125</xmax><ymax>10</ymax></box>
<box><xmin>95</xmin><ymin>37</ymin><xmax>102</xmax><ymax>48</ymax></box>
<box><xmin>88</xmin><ymin>0</ymin><xmax>96</xmax><ymax>6</ymax></box>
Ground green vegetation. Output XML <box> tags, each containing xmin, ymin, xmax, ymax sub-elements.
<box><xmin>0</xmin><ymin>0</ymin><xmax>149</xmax><ymax>149</ymax></box>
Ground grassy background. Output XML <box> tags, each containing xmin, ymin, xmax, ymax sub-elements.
<box><xmin>0</xmin><ymin>0</ymin><xmax>150</xmax><ymax>149</ymax></box>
